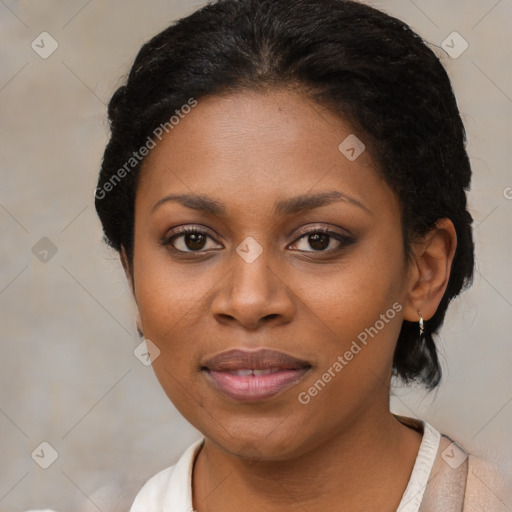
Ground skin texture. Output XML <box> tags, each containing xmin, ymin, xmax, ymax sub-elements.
<box><xmin>121</xmin><ymin>89</ymin><xmax>457</xmax><ymax>511</ymax></box>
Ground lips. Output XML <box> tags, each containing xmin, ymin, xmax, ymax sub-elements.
<box><xmin>202</xmin><ymin>348</ymin><xmax>311</xmax><ymax>371</ymax></box>
<box><xmin>201</xmin><ymin>348</ymin><xmax>312</xmax><ymax>402</ymax></box>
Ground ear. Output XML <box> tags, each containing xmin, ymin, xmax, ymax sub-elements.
<box><xmin>403</xmin><ymin>218</ymin><xmax>457</xmax><ymax>323</ymax></box>
<box><xmin>120</xmin><ymin>245</ymin><xmax>144</xmax><ymax>338</ymax></box>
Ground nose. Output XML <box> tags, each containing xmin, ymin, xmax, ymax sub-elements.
<box><xmin>210</xmin><ymin>245</ymin><xmax>295</xmax><ymax>330</ymax></box>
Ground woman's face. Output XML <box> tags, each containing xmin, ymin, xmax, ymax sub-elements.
<box><xmin>129</xmin><ymin>89</ymin><xmax>415</xmax><ymax>459</ymax></box>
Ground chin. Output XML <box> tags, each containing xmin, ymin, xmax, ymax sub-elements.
<box><xmin>204</xmin><ymin>421</ymin><xmax>313</xmax><ymax>462</ymax></box>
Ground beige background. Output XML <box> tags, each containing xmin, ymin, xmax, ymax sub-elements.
<box><xmin>1</xmin><ymin>0</ymin><xmax>511</xmax><ymax>510</ymax></box>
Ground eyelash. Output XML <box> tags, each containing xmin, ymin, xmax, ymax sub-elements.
<box><xmin>161</xmin><ymin>225</ymin><xmax>354</xmax><ymax>255</ymax></box>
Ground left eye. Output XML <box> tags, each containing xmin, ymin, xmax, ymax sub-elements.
<box><xmin>289</xmin><ymin>228</ymin><xmax>352</xmax><ymax>252</ymax></box>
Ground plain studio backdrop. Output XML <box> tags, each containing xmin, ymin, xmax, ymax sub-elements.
<box><xmin>1</xmin><ymin>0</ymin><xmax>511</xmax><ymax>510</ymax></box>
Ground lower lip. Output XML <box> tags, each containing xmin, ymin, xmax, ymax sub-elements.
<box><xmin>205</xmin><ymin>368</ymin><xmax>310</xmax><ymax>402</ymax></box>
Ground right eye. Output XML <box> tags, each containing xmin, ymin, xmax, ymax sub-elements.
<box><xmin>162</xmin><ymin>226</ymin><xmax>223</xmax><ymax>253</ymax></box>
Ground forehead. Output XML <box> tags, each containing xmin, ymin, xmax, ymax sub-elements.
<box><xmin>136</xmin><ymin>89</ymin><xmax>396</xmax><ymax>219</ymax></box>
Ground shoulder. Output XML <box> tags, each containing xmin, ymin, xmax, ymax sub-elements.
<box><xmin>413</xmin><ymin>421</ymin><xmax>512</xmax><ymax>512</ymax></box>
<box><xmin>463</xmin><ymin>453</ymin><xmax>512</xmax><ymax>511</ymax></box>
<box><xmin>423</xmin><ymin>431</ymin><xmax>512</xmax><ymax>511</ymax></box>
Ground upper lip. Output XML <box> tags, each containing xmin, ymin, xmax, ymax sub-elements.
<box><xmin>201</xmin><ymin>348</ymin><xmax>312</xmax><ymax>371</ymax></box>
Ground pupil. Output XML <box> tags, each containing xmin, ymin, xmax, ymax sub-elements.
<box><xmin>186</xmin><ymin>233</ymin><xmax>206</xmax><ymax>250</ymax></box>
<box><xmin>309</xmin><ymin>233</ymin><xmax>329</xmax><ymax>251</ymax></box>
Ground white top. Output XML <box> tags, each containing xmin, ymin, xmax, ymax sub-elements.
<box><xmin>130</xmin><ymin>417</ymin><xmax>441</xmax><ymax>512</ymax></box>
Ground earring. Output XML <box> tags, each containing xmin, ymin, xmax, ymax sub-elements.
<box><xmin>418</xmin><ymin>312</ymin><xmax>424</xmax><ymax>337</ymax></box>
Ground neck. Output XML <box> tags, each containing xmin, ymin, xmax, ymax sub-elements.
<box><xmin>192</xmin><ymin>407</ymin><xmax>423</xmax><ymax>512</ymax></box>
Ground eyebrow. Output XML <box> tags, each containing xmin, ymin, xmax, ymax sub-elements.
<box><xmin>151</xmin><ymin>190</ymin><xmax>371</xmax><ymax>216</ymax></box>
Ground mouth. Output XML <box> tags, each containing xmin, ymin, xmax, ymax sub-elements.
<box><xmin>201</xmin><ymin>348</ymin><xmax>312</xmax><ymax>402</ymax></box>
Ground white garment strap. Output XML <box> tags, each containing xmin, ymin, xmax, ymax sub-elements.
<box><xmin>396</xmin><ymin>421</ymin><xmax>441</xmax><ymax>512</ymax></box>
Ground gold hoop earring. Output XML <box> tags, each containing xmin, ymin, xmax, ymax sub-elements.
<box><xmin>418</xmin><ymin>312</ymin><xmax>424</xmax><ymax>337</ymax></box>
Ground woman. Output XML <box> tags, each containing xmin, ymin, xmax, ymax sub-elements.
<box><xmin>93</xmin><ymin>0</ymin><xmax>510</xmax><ymax>510</ymax></box>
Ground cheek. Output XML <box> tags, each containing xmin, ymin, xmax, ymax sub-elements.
<box><xmin>292</xmin><ymin>238</ymin><xmax>406</xmax><ymax>389</ymax></box>
<box><xmin>294</xmin><ymin>297</ymin><xmax>404</xmax><ymax>438</ymax></box>
<box><xmin>295</xmin><ymin>245</ymin><xmax>405</xmax><ymax>340</ymax></box>
<box><xmin>133</xmin><ymin>240</ymin><xmax>211</xmax><ymax>328</ymax></box>
<box><xmin>131</xmin><ymin>247</ymin><xmax>197</xmax><ymax>376</ymax></box>
<box><xmin>134</xmin><ymin>264</ymin><xmax>205</xmax><ymax>409</ymax></box>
